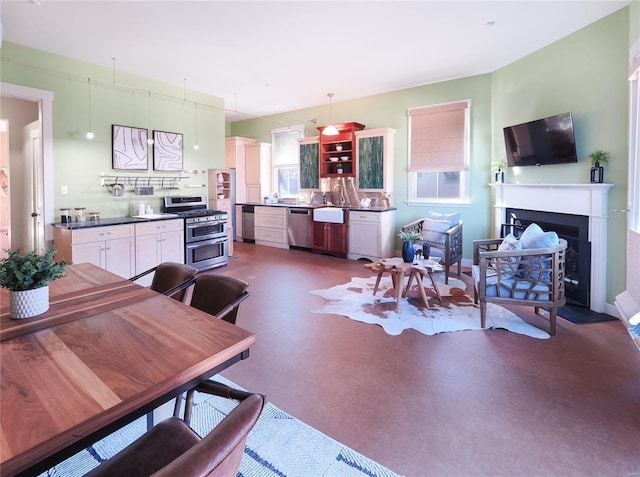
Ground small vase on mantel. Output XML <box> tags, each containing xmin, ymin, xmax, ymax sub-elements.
<box><xmin>494</xmin><ymin>169</ymin><xmax>504</xmax><ymax>183</ymax></box>
<box><xmin>590</xmin><ymin>162</ymin><xmax>604</xmax><ymax>183</ymax></box>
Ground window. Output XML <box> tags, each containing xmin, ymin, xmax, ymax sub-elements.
<box><xmin>271</xmin><ymin>125</ymin><xmax>304</xmax><ymax>198</ymax></box>
<box><xmin>407</xmin><ymin>100</ymin><xmax>470</xmax><ymax>204</ymax></box>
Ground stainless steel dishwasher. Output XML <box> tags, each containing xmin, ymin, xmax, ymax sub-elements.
<box><xmin>287</xmin><ymin>208</ymin><xmax>312</xmax><ymax>248</ymax></box>
<box><xmin>241</xmin><ymin>205</ymin><xmax>255</xmax><ymax>243</ymax></box>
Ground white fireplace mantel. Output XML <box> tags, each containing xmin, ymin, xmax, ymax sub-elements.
<box><xmin>491</xmin><ymin>183</ymin><xmax>614</xmax><ymax>313</ymax></box>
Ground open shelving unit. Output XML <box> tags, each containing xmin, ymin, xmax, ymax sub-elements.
<box><xmin>317</xmin><ymin>122</ymin><xmax>365</xmax><ymax>178</ymax></box>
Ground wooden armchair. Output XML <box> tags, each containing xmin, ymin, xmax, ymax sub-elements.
<box><xmin>472</xmin><ymin>236</ymin><xmax>567</xmax><ymax>335</ymax></box>
<box><xmin>402</xmin><ymin>213</ymin><xmax>463</xmax><ymax>283</ymax></box>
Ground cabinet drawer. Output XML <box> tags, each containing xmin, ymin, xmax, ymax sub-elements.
<box><xmin>135</xmin><ymin>219</ymin><xmax>183</xmax><ymax>236</ymax></box>
<box><xmin>349</xmin><ymin>211</ymin><xmax>381</xmax><ymax>223</ymax></box>
<box><xmin>255</xmin><ymin>206</ymin><xmax>286</xmax><ymax>217</ymax></box>
<box><xmin>71</xmin><ymin>224</ymin><xmax>134</xmax><ymax>244</ymax></box>
<box><xmin>255</xmin><ymin>227</ymin><xmax>287</xmax><ymax>243</ymax></box>
<box><xmin>255</xmin><ymin>214</ymin><xmax>286</xmax><ymax>229</ymax></box>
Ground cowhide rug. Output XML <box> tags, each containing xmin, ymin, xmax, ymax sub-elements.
<box><xmin>310</xmin><ymin>274</ymin><xmax>550</xmax><ymax>339</ymax></box>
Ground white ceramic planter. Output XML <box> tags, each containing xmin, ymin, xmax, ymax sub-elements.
<box><xmin>9</xmin><ymin>286</ymin><xmax>50</xmax><ymax>319</ymax></box>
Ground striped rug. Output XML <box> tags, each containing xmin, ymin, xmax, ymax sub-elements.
<box><xmin>39</xmin><ymin>377</ymin><xmax>402</xmax><ymax>477</ymax></box>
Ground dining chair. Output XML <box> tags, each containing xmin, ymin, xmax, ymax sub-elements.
<box><xmin>130</xmin><ymin>262</ymin><xmax>198</xmax><ymax>302</ymax></box>
<box><xmin>84</xmin><ymin>382</ymin><xmax>266</xmax><ymax>477</ymax></box>
<box><xmin>173</xmin><ymin>274</ymin><xmax>250</xmax><ymax>419</ymax></box>
<box><xmin>188</xmin><ymin>274</ymin><xmax>250</xmax><ymax>325</ymax></box>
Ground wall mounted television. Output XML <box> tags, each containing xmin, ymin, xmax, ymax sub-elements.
<box><xmin>503</xmin><ymin>112</ymin><xmax>578</xmax><ymax>167</ymax></box>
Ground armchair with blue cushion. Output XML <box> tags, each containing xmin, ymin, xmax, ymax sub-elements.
<box><xmin>472</xmin><ymin>223</ymin><xmax>567</xmax><ymax>335</ymax></box>
<box><xmin>401</xmin><ymin>212</ymin><xmax>463</xmax><ymax>284</ymax></box>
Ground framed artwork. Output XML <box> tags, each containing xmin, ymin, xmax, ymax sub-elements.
<box><xmin>112</xmin><ymin>125</ymin><xmax>149</xmax><ymax>170</ymax></box>
<box><xmin>153</xmin><ymin>130</ymin><xmax>183</xmax><ymax>171</ymax></box>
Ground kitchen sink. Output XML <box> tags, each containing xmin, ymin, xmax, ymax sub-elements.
<box><xmin>313</xmin><ymin>207</ymin><xmax>344</xmax><ymax>224</ymax></box>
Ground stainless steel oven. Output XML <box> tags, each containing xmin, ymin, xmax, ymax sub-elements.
<box><xmin>164</xmin><ymin>196</ymin><xmax>229</xmax><ymax>271</ymax></box>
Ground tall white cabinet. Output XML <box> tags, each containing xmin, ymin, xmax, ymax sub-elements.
<box><xmin>225</xmin><ymin>136</ymin><xmax>255</xmax><ymax>204</ymax></box>
<box><xmin>245</xmin><ymin>142</ymin><xmax>271</xmax><ymax>203</ymax></box>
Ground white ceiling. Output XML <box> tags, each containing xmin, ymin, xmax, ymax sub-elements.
<box><xmin>1</xmin><ymin>1</ymin><xmax>630</xmax><ymax>123</ymax></box>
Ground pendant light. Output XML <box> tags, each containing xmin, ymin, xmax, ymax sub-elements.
<box><xmin>193</xmin><ymin>102</ymin><xmax>200</xmax><ymax>150</ymax></box>
<box><xmin>147</xmin><ymin>91</ymin><xmax>154</xmax><ymax>145</ymax></box>
<box><xmin>85</xmin><ymin>77</ymin><xmax>94</xmax><ymax>140</ymax></box>
<box><xmin>322</xmin><ymin>93</ymin><xmax>339</xmax><ymax>136</ymax></box>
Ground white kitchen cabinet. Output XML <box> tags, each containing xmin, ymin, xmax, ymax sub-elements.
<box><xmin>134</xmin><ymin>219</ymin><xmax>184</xmax><ymax>286</ymax></box>
<box><xmin>348</xmin><ymin>209</ymin><xmax>396</xmax><ymax>261</ymax></box>
<box><xmin>225</xmin><ymin>136</ymin><xmax>255</xmax><ymax>204</ymax></box>
<box><xmin>245</xmin><ymin>142</ymin><xmax>271</xmax><ymax>202</ymax></box>
<box><xmin>355</xmin><ymin>128</ymin><xmax>395</xmax><ymax>202</ymax></box>
<box><xmin>254</xmin><ymin>206</ymin><xmax>288</xmax><ymax>249</ymax></box>
<box><xmin>54</xmin><ymin>224</ymin><xmax>135</xmax><ymax>279</ymax></box>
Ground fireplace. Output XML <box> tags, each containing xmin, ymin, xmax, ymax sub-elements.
<box><xmin>491</xmin><ymin>183</ymin><xmax>613</xmax><ymax>313</ymax></box>
<box><xmin>504</xmin><ymin>208</ymin><xmax>591</xmax><ymax>308</ymax></box>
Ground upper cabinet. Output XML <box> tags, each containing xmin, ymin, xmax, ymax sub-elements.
<box><xmin>317</xmin><ymin>122</ymin><xmax>365</xmax><ymax>178</ymax></box>
<box><xmin>355</xmin><ymin>128</ymin><xmax>395</xmax><ymax>194</ymax></box>
<box><xmin>299</xmin><ymin>136</ymin><xmax>319</xmax><ymax>190</ymax></box>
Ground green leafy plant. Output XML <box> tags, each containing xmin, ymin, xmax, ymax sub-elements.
<box><xmin>588</xmin><ymin>150</ymin><xmax>610</xmax><ymax>166</ymax></box>
<box><xmin>491</xmin><ymin>158</ymin><xmax>508</xmax><ymax>171</ymax></box>
<box><xmin>0</xmin><ymin>247</ymin><xmax>67</xmax><ymax>291</ymax></box>
<box><xmin>398</xmin><ymin>230</ymin><xmax>422</xmax><ymax>243</ymax></box>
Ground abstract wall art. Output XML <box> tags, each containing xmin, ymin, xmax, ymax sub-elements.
<box><xmin>112</xmin><ymin>125</ymin><xmax>149</xmax><ymax>170</ymax></box>
<box><xmin>153</xmin><ymin>130</ymin><xmax>183</xmax><ymax>171</ymax></box>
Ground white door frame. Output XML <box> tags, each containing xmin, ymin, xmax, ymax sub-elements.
<box><xmin>0</xmin><ymin>83</ymin><xmax>54</xmax><ymax>246</ymax></box>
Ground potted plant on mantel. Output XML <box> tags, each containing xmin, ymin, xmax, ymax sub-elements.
<box><xmin>0</xmin><ymin>247</ymin><xmax>67</xmax><ymax>319</ymax></box>
<box><xmin>398</xmin><ymin>230</ymin><xmax>422</xmax><ymax>263</ymax></box>
<box><xmin>588</xmin><ymin>149</ymin><xmax>610</xmax><ymax>183</ymax></box>
<box><xmin>492</xmin><ymin>158</ymin><xmax>508</xmax><ymax>183</ymax></box>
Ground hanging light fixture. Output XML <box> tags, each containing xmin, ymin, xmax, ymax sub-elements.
<box><xmin>322</xmin><ymin>93</ymin><xmax>339</xmax><ymax>136</ymax></box>
<box><xmin>147</xmin><ymin>91</ymin><xmax>154</xmax><ymax>145</ymax></box>
<box><xmin>85</xmin><ymin>77</ymin><xmax>94</xmax><ymax>140</ymax></box>
<box><xmin>193</xmin><ymin>102</ymin><xmax>200</xmax><ymax>150</ymax></box>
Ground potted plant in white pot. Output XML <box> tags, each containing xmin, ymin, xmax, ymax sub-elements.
<box><xmin>0</xmin><ymin>247</ymin><xmax>67</xmax><ymax>319</ymax></box>
<box><xmin>398</xmin><ymin>230</ymin><xmax>422</xmax><ymax>263</ymax></box>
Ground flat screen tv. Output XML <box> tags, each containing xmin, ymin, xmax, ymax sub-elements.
<box><xmin>503</xmin><ymin>112</ymin><xmax>578</xmax><ymax>167</ymax></box>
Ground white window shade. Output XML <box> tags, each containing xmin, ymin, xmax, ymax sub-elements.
<box><xmin>408</xmin><ymin>101</ymin><xmax>469</xmax><ymax>172</ymax></box>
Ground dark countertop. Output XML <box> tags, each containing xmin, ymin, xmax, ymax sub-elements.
<box><xmin>53</xmin><ymin>214</ymin><xmax>181</xmax><ymax>230</ymax></box>
<box><xmin>238</xmin><ymin>203</ymin><xmax>396</xmax><ymax>213</ymax></box>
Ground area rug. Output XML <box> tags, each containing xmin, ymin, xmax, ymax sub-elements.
<box><xmin>38</xmin><ymin>376</ymin><xmax>402</xmax><ymax>477</ymax></box>
<box><xmin>310</xmin><ymin>274</ymin><xmax>550</xmax><ymax>339</ymax></box>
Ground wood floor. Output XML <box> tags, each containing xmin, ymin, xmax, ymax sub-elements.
<box><xmin>207</xmin><ymin>242</ymin><xmax>640</xmax><ymax>477</ymax></box>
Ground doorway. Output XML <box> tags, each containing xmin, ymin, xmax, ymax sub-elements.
<box><xmin>0</xmin><ymin>83</ymin><xmax>54</xmax><ymax>254</ymax></box>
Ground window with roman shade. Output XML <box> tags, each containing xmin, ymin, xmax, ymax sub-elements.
<box><xmin>407</xmin><ymin>100</ymin><xmax>470</xmax><ymax>204</ymax></box>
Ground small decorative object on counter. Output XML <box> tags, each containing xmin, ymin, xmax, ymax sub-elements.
<box><xmin>322</xmin><ymin>193</ymin><xmax>327</xmax><ymax>204</ymax></box>
<box><xmin>138</xmin><ymin>202</ymin><xmax>146</xmax><ymax>216</ymax></box>
<box><xmin>60</xmin><ymin>208</ymin><xmax>71</xmax><ymax>223</ymax></box>
<box><xmin>75</xmin><ymin>207</ymin><xmax>86</xmax><ymax>222</ymax></box>
<box><xmin>145</xmin><ymin>205</ymin><xmax>153</xmax><ymax>215</ymax></box>
<box><xmin>89</xmin><ymin>211</ymin><xmax>100</xmax><ymax>221</ymax></box>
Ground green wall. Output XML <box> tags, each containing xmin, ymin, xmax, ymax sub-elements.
<box><xmin>231</xmin><ymin>7</ymin><xmax>631</xmax><ymax>306</ymax></box>
<box><xmin>1</xmin><ymin>42</ymin><xmax>226</xmax><ymax>218</ymax></box>
<box><xmin>232</xmin><ymin>74</ymin><xmax>494</xmax><ymax>261</ymax></box>
<box><xmin>492</xmin><ymin>8</ymin><xmax>629</xmax><ymax>306</ymax></box>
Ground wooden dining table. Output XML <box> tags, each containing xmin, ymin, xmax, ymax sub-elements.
<box><xmin>0</xmin><ymin>263</ymin><xmax>256</xmax><ymax>476</ymax></box>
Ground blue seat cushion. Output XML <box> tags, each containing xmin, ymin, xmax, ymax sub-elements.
<box><xmin>484</xmin><ymin>276</ymin><xmax>552</xmax><ymax>301</ymax></box>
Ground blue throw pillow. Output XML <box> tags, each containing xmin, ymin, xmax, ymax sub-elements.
<box><xmin>518</xmin><ymin>223</ymin><xmax>559</xmax><ymax>281</ymax></box>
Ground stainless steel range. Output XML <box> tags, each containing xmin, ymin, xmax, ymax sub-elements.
<box><xmin>164</xmin><ymin>195</ymin><xmax>228</xmax><ymax>271</ymax></box>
